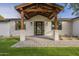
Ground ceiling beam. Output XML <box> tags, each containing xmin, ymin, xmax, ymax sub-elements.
<box><xmin>24</xmin><ymin>14</ymin><xmax>30</xmax><ymax>19</ymax></box>
<box><xmin>41</xmin><ymin>6</ymin><xmax>53</xmax><ymax>10</ymax></box>
<box><xmin>17</xmin><ymin>3</ymin><xmax>63</xmax><ymax>19</ymax></box>
<box><xmin>24</xmin><ymin>7</ymin><xmax>52</xmax><ymax>13</ymax></box>
<box><xmin>49</xmin><ymin>9</ymin><xmax>58</xmax><ymax>19</ymax></box>
<box><xmin>49</xmin><ymin>13</ymin><xmax>54</xmax><ymax>19</ymax></box>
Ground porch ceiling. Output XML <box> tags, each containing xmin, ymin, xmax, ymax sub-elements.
<box><xmin>16</xmin><ymin>3</ymin><xmax>64</xmax><ymax>19</ymax></box>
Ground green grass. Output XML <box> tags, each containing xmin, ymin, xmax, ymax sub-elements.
<box><xmin>0</xmin><ymin>37</ymin><xmax>79</xmax><ymax>56</ymax></box>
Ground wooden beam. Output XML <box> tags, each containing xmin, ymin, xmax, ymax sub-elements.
<box><xmin>41</xmin><ymin>6</ymin><xmax>53</xmax><ymax>10</ymax></box>
<box><xmin>28</xmin><ymin>6</ymin><xmax>37</xmax><ymax>9</ymax></box>
<box><xmin>55</xmin><ymin>8</ymin><xmax>60</xmax><ymax>13</ymax></box>
<box><xmin>24</xmin><ymin>13</ymin><xmax>30</xmax><ymax>19</ymax></box>
<box><xmin>16</xmin><ymin>3</ymin><xmax>33</xmax><ymax>10</ymax></box>
<box><xmin>24</xmin><ymin>14</ymin><xmax>30</xmax><ymax>19</ymax></box>
<box><xmin>49</xmin><ymin>10</ymin><xmax>58</xmax><ymax>19</ymax></box>
<box><xmin>49</xmin><ymin>12</ymin><xmax>54</xmax><ymax>19</ymax></box>
<box><xmin>20</xmin><ymin>8</ymin><xmax>24</xmax><ymax>30</ymax></box>
<box><xmin>24</xmin><ymin>8</ymin><xmax>52</xmax><ymax>13</ymax></box>
<box><xmin>54</xmin><ymin>14</ymin><xmax>58</xmax><ymax>30</ymax></box>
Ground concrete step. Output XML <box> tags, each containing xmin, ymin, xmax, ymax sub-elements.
<box><xmin>26</xmin><ymin>36</ymin><xmax>54</xmax><ymax>40</ymax></box>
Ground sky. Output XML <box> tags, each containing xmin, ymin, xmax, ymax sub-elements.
<box><xmin>0</xmin><ymin>3</ymin><xmax>77</xmax><ymax>18</ymax></box>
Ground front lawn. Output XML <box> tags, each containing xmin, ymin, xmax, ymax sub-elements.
<box><xmin>0</xmin><ymin>37</ymin><xmax>79</xmax><ymax>56</ymax></box>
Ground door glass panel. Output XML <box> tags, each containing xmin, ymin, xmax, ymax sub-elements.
<box><xmin>34</xmin><ymin>21</ymin><xmax>44</xmax><ymax>35</ymax></box>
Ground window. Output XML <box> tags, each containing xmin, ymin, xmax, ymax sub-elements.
<box><xmin>51</xmin><ymin>21</ymin><xmax>62</xmax><ymax>30</ymax></box>
<box><xmin>15</xmin><ymin>21</ymin><xmax>26</xmax><ymax>30</ymax></box>
<box><xmin>58</xmin><ymin>21</ymin><xmax>62</xmax><ymax>30</ymax></box>
<box><xmin>51</xmin><ymin>21</ymin><xmax>55</xmax><ymax>30</ymax></box>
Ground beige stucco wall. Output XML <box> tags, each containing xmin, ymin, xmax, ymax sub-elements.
<box><xmin>25</xmin><ymin>20</ymin><xmax>34</xmax><ymax>36</ymax></box>
<box><xmin>9</xmin><ymin>21</ymin><xmax>20</xmax><ymax>36</ymax></box>
<box><xmin>25</xmin><ymin>15</ymin><xmax>53</xmax><ymax>36</ymax></box>
<box><xmin>0</xmin><ymin>22</ymin><xmax>10</xmax><ymax>37</ymax></box>
<box><xmin>10</xmin><ymin>17</ymin><xmax>79</xmax><ymax>37</ymax></box>
<box><xmin>16</xmin><ymin>15</ymin><xmax>74</xmax><ymax>37</ymax></box>
<box><xmin>1</xmin><ymin>15</ymin><xmax>79</xmax><ymax>37</ymax></box>
<box><xmin>9</xmin><ymin>15</ymin><xmax>53</xmax><ymax>36</ymax></box>
<box><xmin>59</xmin><ymin>21</ymin><xmax>73</xmax><ymax>36</ymax></box>
<box><xmin>73</xmin><ymin>19</ymin><xmax>79</xmax><ymax>37</ymax></box>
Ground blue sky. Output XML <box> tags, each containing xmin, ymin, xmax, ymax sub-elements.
<box><xmin>0</xmin><ymin>3</ymin><xmax>77</xmax><ymax>18</ymax></box>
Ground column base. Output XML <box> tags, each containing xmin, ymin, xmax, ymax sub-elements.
<box><xmin>20</xmin><ymin>30</ymin><xmax>26</xmax><ymax>41</ymax></box>
<box><xmin>54</xmin><ymin>30</ymin><xmax>59</xmax><ymax>41</ymax></box>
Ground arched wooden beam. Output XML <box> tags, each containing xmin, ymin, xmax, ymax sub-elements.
<box><xmin>23</xmin><ymin>8</ymin><xmax>52</xmax><ymax>13</ymax></box>
<box><xmin>17</xmin><ymin>3</ymin><xmax>63</xmax><ymax>20</ymax></box>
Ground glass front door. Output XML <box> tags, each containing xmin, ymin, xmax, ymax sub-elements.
<box><xmin>34</xmin><ymin>21</ymin><xmax>44</xmax><ymax>35</ymax></box>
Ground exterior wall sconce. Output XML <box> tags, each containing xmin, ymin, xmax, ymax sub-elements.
<box><xmin>31</xmin><ymin>22</ymin><xmax>32</xmax><ymax>25</ymax></box>
<box><xmin>45</xmin><ymin>22</ymin><xmax>48</xmax><ymax>25</ymax></box>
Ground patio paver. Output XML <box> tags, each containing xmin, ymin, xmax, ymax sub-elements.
<box><xmin>11</xmin><ymin>36</ymin><xmax>79</xmax><ymax>47</ymax></box>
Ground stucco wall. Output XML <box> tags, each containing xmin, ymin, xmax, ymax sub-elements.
<box><xmin>9</xmin><ymin>21</ymin><xmax>21</xmax><ymax>36</ymax></box>
<box><xmin>44</xmin><ymin>21</ymin><xmax>53</xmax><ymax>36</ymax></box>
<box><xmin>73</xmin><ymin>19</ymin><xmax>79</xmax><ymax>37</ymax></box>
<box><xmin>10</xmin><ymin>15</ymin><xmax>53</xmax><ymax>36</ymax></box>
<box><xmin>26</xmin><ymin>15</ymin><xmax>53</xmax><ymax>36</ymax></box>
<box><xmin>25</xmin><ymin>20</ymin><xmax>34</xmax><ymax>36</ymax></box>
<box><xmin>59</xmin><ymin>21</ymin><xmax>73</xmax><ymax>36</ymax></box>
<box><xmin>0</xmin><ymin>22</ymin><xmax>10</xmax><ymax>37</ymax></box>
<box><xmin>1</xmin><ymin>15</ymin><xmax>79</xmax><ymax>37</ymax></box>
<box><xmin>8</xmin><ymin>18</ymin><xmax>79</xmax><ymax>37</ymax></box>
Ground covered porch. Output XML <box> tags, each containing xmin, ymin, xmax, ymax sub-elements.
<box><xmin>15</xmin><ymin>3</ymin><xmax>64</xmax><ymax>41</ymax></box>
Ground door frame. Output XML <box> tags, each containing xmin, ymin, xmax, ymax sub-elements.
<box><xmin>34</xmin><ymin>21</ymin><xmax>44</xmax><ymax>35</ymax></box>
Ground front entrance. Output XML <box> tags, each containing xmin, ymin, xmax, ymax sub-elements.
<box><xmin>34</xmin><ymin>21</ymin><xmax>44</xmax><ymax>35</ymax></box>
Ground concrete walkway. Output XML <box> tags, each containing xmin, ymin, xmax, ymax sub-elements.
<box><xmin>12</xmin><ymin>36</ymin><xmax>79</xmax><ymax>47</ymax></box>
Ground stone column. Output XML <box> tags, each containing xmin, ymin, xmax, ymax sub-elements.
<box><xmin>54</xmin><ymin>14</ymin><xmax>59</xmax><ymax>41</ymax></box>
<box><xmin>20</xmin><ymin>8</ymin><xmax>26</xmax><ymax>41</ymax></box>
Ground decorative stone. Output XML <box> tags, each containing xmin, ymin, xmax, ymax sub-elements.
<box><xmin>20</xmin><ymin>30</ymin><xmax>26</xmax><ymax>41</ymax></box>
<box><xmin>54</xmin><ymin>30</ymin><xmax>59</xmax><ymax>41</ymax></box>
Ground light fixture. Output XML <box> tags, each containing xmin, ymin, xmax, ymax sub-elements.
<box><xmin>45</xmin><ymin>22</ymin><xmax>48</xmax><ymax>25</ymax></box>
<box><xmin>31</xmin><ymin>22</ymin><xmax>32</xmax><ymax>25</ymax></box>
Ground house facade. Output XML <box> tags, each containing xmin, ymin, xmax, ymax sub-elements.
<box><xmin>0</xmin><ymin>3</ymin><xmax>79</xmax><ymax>41</ymax></box>
<box><xmin>0</xmin><ymin>16</ymin><xmax>79</xmax><ymax>37</ymax></box>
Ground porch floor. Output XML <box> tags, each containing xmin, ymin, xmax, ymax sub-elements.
<box><xmin>12</xmin><ymin>36</ymin><xmax>79</xmax><ymax>47</ymax></box>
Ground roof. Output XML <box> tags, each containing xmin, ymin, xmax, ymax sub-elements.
<box><xmin>59</xmin><ymin>18</ymin><xmax>73</xmax><ymax>22</ymax></box>
<box><xmin>1</xmin><ymin>17</ymin><xmax>79</xmax><ymax>22</ymax></box>
<box><xmin>0</xmin><ymin>18</ymin><xmax>72</xmax><ymax>22</ymax></box>
<box><xmin>0</xmin><ymin>18</ymin><xmax>20</xmax><ymax>22</ymax></box>
<box><xmin>15</xmin><ymin>3</ymin><xmax>64</xmax><ymax>19</ymax></box>
<box><xmin>15</xmin><ymin>3</ymin><xmax>63</xmax><ymax>10</ymax></box>
<box><xmin>71</xmin><ymin>17</ymin><xmax>79</xmax><ymax>21</ymax></box>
